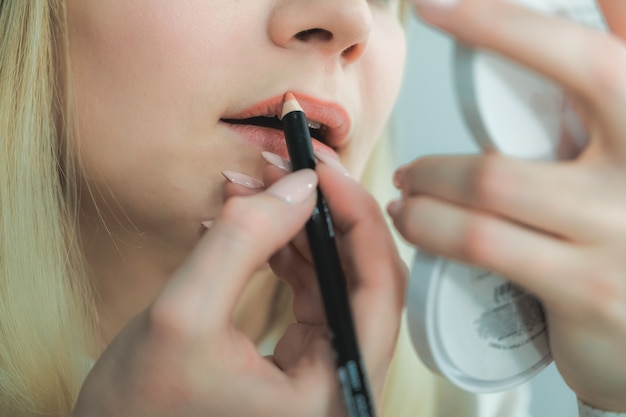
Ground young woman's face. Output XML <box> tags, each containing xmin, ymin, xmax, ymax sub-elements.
<box><xmin>67</xmin><ymin>0</ymin><xmax>406</xmax><ymax>251</ymax></box>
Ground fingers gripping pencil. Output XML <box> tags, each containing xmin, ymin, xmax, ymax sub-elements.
<box><xmin>281</xmin><ymin>92</ymin><xmax>376</xmax><ymax>417</ymax></box>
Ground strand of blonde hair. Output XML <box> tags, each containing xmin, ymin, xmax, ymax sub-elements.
<box><xmin>0</xmin><ymin>1</ymin><xmax>94</xmax><ymax>415</ymax></box>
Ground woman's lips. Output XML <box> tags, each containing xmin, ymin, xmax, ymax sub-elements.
<box><xmin>222</xmin><ymin>123</ymin><xmax>337</xmax><ymax>158</ymax></box>
<box><xmin>220</xmin><ymin>92</ymin><xmax>351</xmax><ymax>154</ymax></box>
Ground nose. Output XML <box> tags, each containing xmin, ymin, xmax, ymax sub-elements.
<box><xmin>268</xmin><ymin>0</ymin><xmax>373</xmax><ymax>63</ymax></box>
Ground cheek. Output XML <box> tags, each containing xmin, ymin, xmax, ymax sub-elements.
<box><xmin>66</xmin><ymin>1</ymin><xmax>242</xmax><ymax>220</ymax></box>
<box><xmin>356</xmin><ymin>21</ymin><xmax>406</xmax><ymax>147</ymax></box>
<box><xmin>346</xmin><ymin>21</ymin><xmax>405</xmax><ymax>177</ymax></box>
<box><xmin>368</xmin><ymin>20</ymin><xmax>407</xmax><ymax>120</ymax></box>
<box><xmin>66</xmin><ymin>0</ymin><xmax>247</xmax><ymax>161</ymax></box>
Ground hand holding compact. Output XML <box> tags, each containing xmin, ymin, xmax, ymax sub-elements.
<box><xmin>391</xmin><ymin>0</ymin><xmax>626</xmax><ymax>411</ymax></box>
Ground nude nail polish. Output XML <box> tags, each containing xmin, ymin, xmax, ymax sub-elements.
<box><xmin>387</xmin><ymin>199</ymin><xmax>404</xmax><ymax>218</ymax></box>
<box><xmin>314</xmin><ymin>151</ymin><xmax>351</xmax><ymax>177</ymax></box>
<box><xmin>222</xmin><ymin>171</ymin><xmax>264</xmax><ymax>188</ymax></box>
<box><xmin>393</xmin><ymin>166</ymin><xmax>407</xmax><ymax>188</ymax></box>
<box><xmin>261</xmin><ymin>151</ymin><xmax>292</xmax><ymax>172</ymax></box>
<box><xmin>266</xmin><ymin>169</ymin><xmax>317</xmax><ymax>204</ymax></box>
<box><xmin>413</xmin><ymin>0</ymin><xmax>460</xmax><ymax>9</ymax></box>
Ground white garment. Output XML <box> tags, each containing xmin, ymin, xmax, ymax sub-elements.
<box><xmin>578</xmin><ymin>400</ymin><xmax>626</xmax><ymax>417</ymax></box>
<box><xmin>474</xmin><ymin>387</ymin><xmax>532</xmax><ymax>417</ymax></box>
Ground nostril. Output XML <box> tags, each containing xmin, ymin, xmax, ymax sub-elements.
<box><xmin>295</xmin><ymin>28</ymin><xmax>333</xmax><ymax>42</ymax></box>
<box><xmin>342</xmin><ymin>44</ymin><xmax>357</xmax><ymax>57</ymax></box>
<box><xmin>341</xmin><ymin>43</ymin><xmax>365</xmax><ymax>62</ymax></box>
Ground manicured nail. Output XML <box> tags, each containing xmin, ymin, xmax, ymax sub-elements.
<box><xmin>393</xmin><ymin>166</ymin><xmax>407</xmax><ymax>188</ymax></box>
<box><xmin>201</xmin><ymin>220</ymin><xmax>214</xmax><ymax>229</ymax></box>
<box><xmin>314</xmin><ymin>151</ymin><xmax>351</xmax><ymax>177</ymax></box>
<box><xmin>387</xmin><ymin>199</ymin><xmax>404</xmax><ymax>218</ymax></box>
<box><xmin>414</xmin><ymin>0</ymin><xmax>460</xmax><ymax>9</ymax></box>
<box><xmin>222</xmin><ymin>171</ymin><xmax>264</xmax><ymax>188</ymax></box>
<box><xmin>266</xmin><ymin>169</ymin><xmax>317</xmax><ymax>204</ymax></box>
<box><xmin>261</xmin><ymin>151</ymin><xmax>292</xmax><ymax>172</ymax></box>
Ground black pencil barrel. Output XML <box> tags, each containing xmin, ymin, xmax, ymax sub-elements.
<box><xmin>282</xmin><ymin>108</ymin><xmax>376</xmax><ymax>417</ymax></box>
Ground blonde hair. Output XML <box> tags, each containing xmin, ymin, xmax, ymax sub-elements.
<box><xmin>0</xmin><ymin>1</ymin><xmax>94</xmax><ymax>415</ymax></box>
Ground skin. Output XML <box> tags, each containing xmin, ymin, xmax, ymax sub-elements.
<box><xmin>66</xmin><ymin>0</ymin><xmax>406</xmax><ymax>347</ymax></box>
<box><xmin>67</xmin><ymin>0</ymin><xmax>407</xmax><ymax>415</ymax></box>
<box><xmin>391</xmin><ymin>0</ymin><xmax>626</xmax><ymax>411</ymax></box>
<box><xmin>66</xmin><ymin>0</ymin><xmax>626</xmax><ymax>413</ymax></box>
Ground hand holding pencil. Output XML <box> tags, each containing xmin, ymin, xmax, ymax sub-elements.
<box><xmin>74</xmin><ymin>91</ymin><xmax>406</xmax><ymax>417</ymax></box>
<box><xmin>279</xmin><ymin>92</ymin><xmax>385</xmax><ymax>417</ymax></box>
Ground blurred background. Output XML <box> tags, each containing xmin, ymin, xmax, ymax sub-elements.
<box><xmin>391</xmin><ymin>15</ymin><xmax>579</xmax><ymax>416</ymax></box>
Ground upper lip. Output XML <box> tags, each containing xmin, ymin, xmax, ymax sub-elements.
<box><xmin>220</xmin><ymin>92</ymin><xmax>351</xmax><ymax>148</ymax></box>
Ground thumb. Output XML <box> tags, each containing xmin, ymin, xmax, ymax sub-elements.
<box><xmin>412</xmin><ymin>0</ymin><xmax>626</xmax><ymax>159</ymax></box>
<box><xmin>597</xmin><ymin>0</ymin><xmax>626</xmax><ymax>40</ymax></box>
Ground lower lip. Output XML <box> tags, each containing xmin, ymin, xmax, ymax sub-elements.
<box><xmin>223</xmin><ymin>123</ymin><xmax>338</xmax><ymax>158</ymax></box>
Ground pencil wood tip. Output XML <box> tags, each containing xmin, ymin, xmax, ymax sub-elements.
<box><xmin>281</xmin><ymin>92</ymin><xmax>302</xmax><ymax>119</ymax></box>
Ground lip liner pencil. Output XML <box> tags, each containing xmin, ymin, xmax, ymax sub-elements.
<box><xmin>281</xmin><ymin>92</ymin><xmax>376</xmax><ymax>417</ymax></box>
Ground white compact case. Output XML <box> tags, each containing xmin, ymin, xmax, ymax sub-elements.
<box><xmin>406</xmin><ymin>0</ymin><xmax>605</xmax><ymax>393</ymax></box>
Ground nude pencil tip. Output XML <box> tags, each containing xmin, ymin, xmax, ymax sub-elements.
<box><xmin>281</xmin><ymin>92</ymin><xmax>302</xmax><ymax>119</ymax></box>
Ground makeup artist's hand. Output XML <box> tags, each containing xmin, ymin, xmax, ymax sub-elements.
<box><xmin>72</xmin><ymin>160</ymin><xmax>405</xmax><ymax>417</ymax></box>
<box><xmin>259</xmin><ymin>153</ymin><xmax>407</xmax><ymax>402</ymax></box>
<box><xmin>390</xmin><ymin>0</ymin><xmax>626</xmax><ymax>411</ymax></box>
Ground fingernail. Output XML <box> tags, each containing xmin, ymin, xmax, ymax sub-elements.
<box><xmin>222</xmin><ymin>171</ymin><xmax>264</xmax><ymax>188</ymax></box>
<box><xmin>314</xmin><ymin>151</ymin><xmax>351</xmax><ymax>177</ymax></box>
<box><xmin>201</xmin><ymin>220</ymin><xmax>214</xmax><ymax>229</ymax></box>
<box><xmin>266</xmin><ymin>169</ymin><xmax>317</xmax><ymax>205</ymax></box>
<box><xmin>387</xmin><ymin>200</ymin><xmax>404</xmax><ymax>218</ymax></box>
<box><xmin>261</xmin><ymin>151</ymin><xmax>292</xmax><ymax>172</ymax></box>
<box><xmin>393</xmin><ymin>166</ymin><xmax>407</xmax><ymax>188</ymax></box>
<box><xmin>414</xmin><ymin>0</ymin><xmax>460</xmax><ymax>13</ymax></box>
